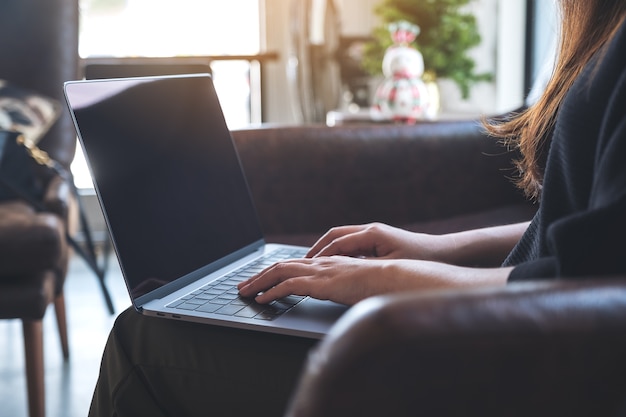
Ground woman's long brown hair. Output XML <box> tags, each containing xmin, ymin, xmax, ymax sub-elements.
<box><xmin>484</xmin><ymin>0</ymin><xmax>626</xmax><ymax>201</ymax></box>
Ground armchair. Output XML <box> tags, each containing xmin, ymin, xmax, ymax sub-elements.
<box><xmin>0</xmin><ymin>171</ymin><xmax>71</xmax><ymax>417</ymax></box>
<box><xmin>0</xmin><ymin>1</ymin><xmax>80</xmax><ymax>416</ymax></box>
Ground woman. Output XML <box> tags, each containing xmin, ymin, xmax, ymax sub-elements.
<box><xmin>90</xmin><ymin>1</ymin><xmax>626</xmax><ymax>416</ymax></box>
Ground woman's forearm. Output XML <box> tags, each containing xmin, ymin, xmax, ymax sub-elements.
<box><xmin>434</xmin><ymin>221</ymin><xmax>530</xmax><ymax>267</ymax></box>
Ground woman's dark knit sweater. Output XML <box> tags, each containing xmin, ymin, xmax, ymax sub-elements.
<box><xmin>504</xmin><ymin>18</ymin><xmax>626</xmax><ymax>281</ymax></box>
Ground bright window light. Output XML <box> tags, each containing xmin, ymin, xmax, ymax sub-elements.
<box><xmin>73</xmin><ymin>0</ymin><xmax>261</xmax><ymax>189</ymax></box>
<box><xmin>79</xmin><ymin>0</ymin><xmax>260</xmax><ymax>58</ymax></box>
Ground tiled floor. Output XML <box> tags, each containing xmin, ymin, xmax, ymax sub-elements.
<box><xmin>0</xmin><ymin>253</ymin><xmax>130</xmax><ymax>417</ymax></box>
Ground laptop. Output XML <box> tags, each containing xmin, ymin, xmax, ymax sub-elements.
<box><xmin>63</xmin><ymin>73</ymin><xmax>348</xmax><ymax>339</ymax></box>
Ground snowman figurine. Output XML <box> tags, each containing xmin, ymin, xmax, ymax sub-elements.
<box><xmin>372</xmin><ymin>21</ymin><xmax>430</xmax><ymax>123</ymax></box>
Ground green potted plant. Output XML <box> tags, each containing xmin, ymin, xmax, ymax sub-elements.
<box><xmin>362</xmin><ymin>0</ymin><xmax>492</xmax><ymax>99</ymax></box>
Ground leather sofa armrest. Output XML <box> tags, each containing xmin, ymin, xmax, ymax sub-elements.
<box><xmin>286</xmin><ymin>279</ymin><xmax>626</xmax><ymax>417</ymax></box>
<box><xmin>232</xmin><ymin>121</ymin><xmax>531</xmax><ymax>237</ymax></box>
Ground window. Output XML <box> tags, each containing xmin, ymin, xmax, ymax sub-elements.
<box><xmin>79</xmin><ymin>0</ymin><xmax>260</xmax><ymax>58</ymax></box>
<box><xmin>73</xmin><ymin>0</ymin><xmax>262</xmax><ymax>188</ymax></box>
<box><xmin>79</xmin><ymin>0</ymin><xmax>261</xmax><ymax>128</ymax></box>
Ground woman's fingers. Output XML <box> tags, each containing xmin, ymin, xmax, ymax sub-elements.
<box><xmin>313</xmin><ymin>229</ymin><xmax>378</xmax><ymax>258</ymax></box>
<box><xmin>252</xmin><ymin>276</ymin><xmax>313</xmax><ymax>304</ymax></box>
<box><xmin>307</xmin><ymin>224</ymin><xmax>389</xmax><ymax>258</ymax></box>
<box><xmin>306</xmin><ymin>225</ymin><xmax>365</xmax><ymax>257</ymax></box>
<box><xmin>238</xmin><ymin>259</ymin><xmax>314</xmax><ymax>300</ymax></box>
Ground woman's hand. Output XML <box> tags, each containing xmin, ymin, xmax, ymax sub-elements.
<box><xmin>239</xmin><ymin>256</ymin><xmax>390</xmax><ymax>306</ymax></box>
<box><xmin>238</xmin><ymin>256</ymin><xmax>511</xmax><ymax>306</ymax></box>
<box><xmin>307</xmin><ymin>223</ymin><xmax>444</xmax><ymax>261</ymax></box>
<box><xmin>237</xmin><ymin>222</ymin><xmax>524</xmax><ymax>306</ymax></box>
<box><xmin>308</xmin><ymin>221</ymin><xmax>531</xmax><ymax>267</ymax></box>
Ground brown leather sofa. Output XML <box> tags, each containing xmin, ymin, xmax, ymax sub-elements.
<box><xmin>230</xmin><ymin>122</ymin><xmax>626</xmax><ymax>417</ymax></box>
<box><xmin>286</xmin><ymin>279</ymin><xmax>626</xmax><ymax>417</ymax></box>
<box><xmin>232</xmin><ymin>121</ymin><xmax>536</xmax><ymax>247</ymax></box>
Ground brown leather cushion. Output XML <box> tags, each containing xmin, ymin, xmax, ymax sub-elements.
<box><xmin>0</xmin><ymin>270</ymin><xmax>55</xmax><ymax>319</ymax></box>
<box><xmin>0</xmin><ymin>200</ymin><xmax>64</xmax><ymax>277</ymax></box>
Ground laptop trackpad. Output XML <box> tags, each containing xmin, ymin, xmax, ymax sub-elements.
<box><xmin>286</xmin><ymin>298</ymin><xmax>348</xmax><ymax>322</ymax></box>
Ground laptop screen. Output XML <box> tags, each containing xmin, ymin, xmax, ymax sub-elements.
<box><xmin>65</xmin><ymin>75</ymin><xmax>264</xmax><ymax>299</ymax></box>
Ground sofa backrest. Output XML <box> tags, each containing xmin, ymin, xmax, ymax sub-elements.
<box><xmin>231</xmin><ymin>121</ymin><xmax>532</xmax><ymax>237</ymax></box>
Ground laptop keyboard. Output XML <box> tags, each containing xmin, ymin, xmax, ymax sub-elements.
<box><xmin>166</xmin><ymin>247</ymin><xmax>308</xmax><ymax>321</ymax></box>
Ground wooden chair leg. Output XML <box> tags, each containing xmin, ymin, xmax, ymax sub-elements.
<box><xmin>22</xmin><ymin>319</ymin><xmax>45</xmax><ymax>417</ymax></box>
<box><xmin>54</xmin><ymin>292</ymin><xmax>70</xmax><ymax>360</ymax></box>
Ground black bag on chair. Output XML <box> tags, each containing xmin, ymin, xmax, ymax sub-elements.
<box><xmin>0</xmin><ymin>79</ymin><xmax>62</xmax><ymax>202</ymax></box>
<box><xmin>0</xmin><ymin>129</ymin><xmax>116</xmax><ymax>314</ymax></box>
<box><xmin>0</xmin><ymin>130</ymin><xmax>46</xmax><ymax>202</ymax></box>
